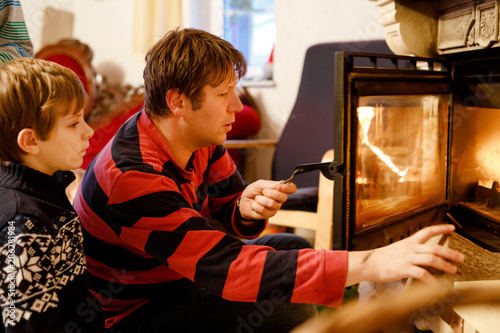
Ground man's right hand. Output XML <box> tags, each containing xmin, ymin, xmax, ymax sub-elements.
<box><xmin>238</xmin><ymin>180</ymin><xmax>297</xmax><ymax>220</ymax></box>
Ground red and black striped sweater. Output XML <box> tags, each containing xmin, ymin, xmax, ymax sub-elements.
<box><xmin>74</xmin><ymin>110</ymin><xmax>347</xmax><ymax>328</ymax></box>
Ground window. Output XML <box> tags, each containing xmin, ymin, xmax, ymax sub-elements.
<box><xmin>223</xmin><ymin>0</ymin><xmax>275</xmax><ymax>80</ymax></box>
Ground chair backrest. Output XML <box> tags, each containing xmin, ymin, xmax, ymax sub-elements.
<box><xmin>272</xmin><ymin>41</ymin><xmax>393</xmax><ymax>188</ymax></box>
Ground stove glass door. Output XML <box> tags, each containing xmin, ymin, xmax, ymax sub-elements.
<box><xmin>332</xmin><ymin>51</ymin><xmax>453</xmax><ymax>250</ymax></box>
<box><xmin>355</xmin><ymin>94</ymin><xmax>449</xmax><ymax>233</ymax></box>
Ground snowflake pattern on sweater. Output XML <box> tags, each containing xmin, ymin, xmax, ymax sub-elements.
<box><xmin>0</xmin><ymin>212</ymin><xmax>86</xmax><ymax>328</ymax></box>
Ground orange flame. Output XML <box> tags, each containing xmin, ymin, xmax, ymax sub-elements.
<box><xmin>358</xmin><ymin>106</ymin><xmax>408</xmax><ymax>180</ymax></box>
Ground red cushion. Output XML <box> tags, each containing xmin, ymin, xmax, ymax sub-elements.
<box><xmin>227</xmin><ymin>104</ymin><xmax>261</xmax><ymax>139</ymax></box>
<box><xmin>82</xmin><ymin>104</ymin><xmax>143</xmax><ymax>169</ymax></box>
<box><xmin>43</xmin><ymin>55</ymin><xmax>89</xmax><ymax>92</ymax></box>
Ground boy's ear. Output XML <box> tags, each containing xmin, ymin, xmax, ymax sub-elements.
<box><xmin>165</xmin><ymin>89</ymin><xmax>185</xmax><ymax>116</ymax></box>
<box><xmin>17</xmin><ymin>128</ymin><xmax>40</xmax><ymax>155</ymax></box>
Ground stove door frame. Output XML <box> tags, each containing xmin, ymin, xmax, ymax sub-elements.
<box><xmin>331</xmin><ymin>52</ymin><xmax>454</xmax><ymax>251</ymax></box>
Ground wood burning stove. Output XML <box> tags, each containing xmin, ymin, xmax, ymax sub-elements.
<box><xmin>329</xmin><ymin>50</ymin><xmax>500</xmax><ymax>252</ymax></box>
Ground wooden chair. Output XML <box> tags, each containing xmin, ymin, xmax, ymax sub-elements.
<box><xmin>82</xmin><ymin>93</ymin><xmax>144</xmax><ymax>169</ymax></box>
<box><xmin>270</xmin><ymin>149</ymin><xmax>334</xmax><ymax>249</ymax></box>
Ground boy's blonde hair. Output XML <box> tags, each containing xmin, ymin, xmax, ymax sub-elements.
<box><xmin>0</xmin><ymin>57</ymin><xmax>87</xmax><ymax>163</ymax></box>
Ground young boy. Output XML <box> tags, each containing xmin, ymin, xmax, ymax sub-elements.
<box><xmin>0</xmin><ymin>58</ymin><xmax>104</xmax><ymax>332</ymax></box>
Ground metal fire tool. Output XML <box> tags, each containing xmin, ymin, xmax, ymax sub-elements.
<box><xmin>282</xmin><ymin>161</ymin><xmax>336</xmax><ymax>184</ymax></box>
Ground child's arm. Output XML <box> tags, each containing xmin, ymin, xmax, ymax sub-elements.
<box><xmin>0</xmin><ymin>2</ymin><xmax>34</xmax><ymax>66</ymax></box>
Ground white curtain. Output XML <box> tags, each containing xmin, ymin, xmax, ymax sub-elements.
<box><xmin>132</xmin><ymin>0</ymin><xmax>183</xmax><ymax>61</ymax></box>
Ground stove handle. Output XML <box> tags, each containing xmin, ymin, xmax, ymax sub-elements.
<box><xmin>325</xmin><ymin>161</ymin><xmax>345</xmax><ymax>180</ymax></box>
<box><xmin>287</xmin><ymin>161</ymin><xmax>345</xmax><ymax>182</ymax></box>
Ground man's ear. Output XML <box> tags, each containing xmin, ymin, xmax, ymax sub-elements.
<box><xmin>165</xmin><ymin>89</ymin><xmax>185</xmax><ymax>116</ymax></box>
<box><xmin>17</xmin><ymin>128</ymin><xmax>40</xmax><ymax>155</ymax></box>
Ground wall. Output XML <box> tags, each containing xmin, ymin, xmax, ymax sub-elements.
<box><xmin>274</xmin><ymin>0</ymin><xmax>385</xmax><ymax>127</ymax></box>
<box><xmin>245</xmin><ymin>0</ymin><xmax>386</xmax><ymax>180</ymax></box>
<box><xmin>22</xmin><ymin>0</ymin><xmax>144</xmax><ymax>85</ymax></box>
<box><xmin>21</xmin><ymin>0</ymin><xmax>386</xmax><ymax>179</ymax></box>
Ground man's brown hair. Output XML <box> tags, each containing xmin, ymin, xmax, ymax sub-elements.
<box><xmin>0</xmin><ymin>57</ymin><xmax>87</xmax><ymax>163</ymax></box>
<box><xmin>143</xmin><ymin>27</ymin><xmax>247</xmax><ymax>118</ymax></box>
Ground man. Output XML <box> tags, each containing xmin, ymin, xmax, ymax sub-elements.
<box><xmin>74</xmin><ymin>28</ymin><xmax>464</xmax><ymax>333</ymax></box>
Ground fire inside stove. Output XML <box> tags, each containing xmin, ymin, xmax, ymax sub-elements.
<box><xmin>354</xmin><ymin>95</ymin><xmax>449</xmax><ymax>233</ymax></box>
<box><xmin>449</xmin><ymin>101</ymin><xmax>500</xmax><ymax>243</ymax></box>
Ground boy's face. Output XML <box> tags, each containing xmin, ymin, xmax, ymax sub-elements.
<box><xmin>35</xmin><ymin>108</ymin><xmax>94</xmax><ymax>175</ymax></box>
<box><xmin>182</xmin><ymin>76</ymin><xmax>242</xmax><ymax>147</ymax></box>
